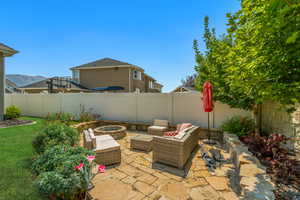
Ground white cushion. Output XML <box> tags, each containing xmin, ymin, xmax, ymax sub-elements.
<box><xmin>149</xmin><ymin>126</ymin><xmax>167</xmax><ymax>130</ymax></box>
<box><xmin>94</xmin><ymin>139</ymin><xmax>120</xmax><ymax>153</ymax></box>
<box><xmin>96</xmin><ymin>134</ymin><xmax>114</xmax><ymax>142</ymax></box>
<box><xmin>87</xmin><ymin>129</ymin><xmax>96</xmax><ymax>148</ymax></box>
<box><xmin>83</xmin><ymin>130</ymin><xmax>92</xmax><ymax>142</ymax></box>
<box><xmin>174</xmin><ymin>126</ymin><xmax>194</xmax><ymax>140</ymax></box>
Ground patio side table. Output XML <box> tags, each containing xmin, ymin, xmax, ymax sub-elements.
<box><xmin>130</xmin><ymin>135</ymin><xmax>153</xmax><ymax>152</ymax></box>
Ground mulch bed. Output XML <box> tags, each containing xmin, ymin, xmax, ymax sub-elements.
<box><xmin>240</xmin><ymin>134</ymin><xmax>300</xmax><ymax>200</ymax></box>
<box><xmin>0</xmin><ymin>119</ymin><xmax>34</xmax><ymax>128</ymax></box>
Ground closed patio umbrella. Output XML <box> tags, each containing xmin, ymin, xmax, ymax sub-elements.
<box><xmin>203</xmin><ymin>81</ymin><xmax>214</xmax><ymax>142</ymax></box>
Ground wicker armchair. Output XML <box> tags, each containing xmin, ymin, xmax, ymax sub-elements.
<box><xmin>83</xmin><ymin>129</ymin><xmax>121</xmax><ymax>165</ymax></box>
<box><xmin>152</xmin><ymin>126</ymin><xmax>199</xmax><ymax>169</ymax></box>
<box><xmin>148</xmin><ymin>119</ymin><xmax>169</xmax><ymax>136</ymax></box>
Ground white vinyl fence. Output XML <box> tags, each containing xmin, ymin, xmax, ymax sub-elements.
<box><xmin>5</xmin><ymin>93</ymin><xmax>251</xmax><ymax>128</ymax></box>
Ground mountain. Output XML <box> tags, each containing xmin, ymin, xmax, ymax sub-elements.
<box><xmin>6</xmin><ymin>74</ymin><xmax>47</xmax><ymax>87</ymax></box>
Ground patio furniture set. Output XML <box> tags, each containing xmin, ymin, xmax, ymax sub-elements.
<box><xmin>83</xmin><ymin>119</ymin><xmax>199</xmax><ymax>169</ymax></box>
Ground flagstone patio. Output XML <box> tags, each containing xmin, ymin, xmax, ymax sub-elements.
<box><xmin>88</xmin><ymin>131</ymin><xmax>240</xmax><ymax>200</ymax></box>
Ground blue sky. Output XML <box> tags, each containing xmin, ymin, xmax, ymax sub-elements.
<box><xmin>1</xmin><ymin>0</ymin><xmax>240</xmax><ymax>92</ymax></box>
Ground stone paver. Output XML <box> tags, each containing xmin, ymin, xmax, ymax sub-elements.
<box><xmin>122</xmin><ymin>176</ymin><xmax>137</xmax><ymax>184</ymax></box>
<box><xmin>184</xmin><ymin>178</ymin><xmax>208</xmax><ymax>188</ymax></box>
<box><xmin>89</xmin><ymin>179</ymin><xmax>133</xmax><ymax>200</ymax></box>
<box><xmin>89</xmin><ymin>131</ymin><xmax>239</xmax><ymax>200</ymax></box>
<box><xmin>205</xmin><ymin>177</ymin><xmax>229</xmax><ymax>191</ymax></box>
<box><xmin>159</xmin><ymin>182</ymin><xmax>190</xmax><ymax>200</ymax></box>
<box><xmin>137</xmin><ymin>173</ymin><xmax>158</xmax><ymax>185</ymax></box>
<box><xmin>190</xmin><ymin>185</ymin><xmax>221</xmax><ymax>200</ymax></box>
<box><xmin>134</xmin><ymin>181</ymin><xmax>156</xmax><ymax>196</ymax></box>
<box><xmin>193</xmin><ymin>170</ymin><xmax>211</xmax><ymax>178</ymax></box>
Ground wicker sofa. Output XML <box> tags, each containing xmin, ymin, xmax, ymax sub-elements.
<box><xmin>152</xmin><ymin>126</ymin><xmax>199</xmax><ymax>169</ymax></box>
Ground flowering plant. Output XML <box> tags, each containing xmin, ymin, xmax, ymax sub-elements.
<box><xmin>74</xmin><ymin>155</ymin><xmax>105</xmax><ymax>190</ymax></box>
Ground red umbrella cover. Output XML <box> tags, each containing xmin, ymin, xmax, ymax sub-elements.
<box><xmin>203</xmin><ymin>81</ymin><xmax>213</xmax><ymax>112</ymax></box>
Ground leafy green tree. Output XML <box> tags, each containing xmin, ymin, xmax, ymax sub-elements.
<box><xmin>194</xmin><ymin>1</ymin><xmax>300</xmax><ymax>133</ymax></box>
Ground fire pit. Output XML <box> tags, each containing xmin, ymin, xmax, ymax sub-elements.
<box><xmin>94</xmin><ymin>125</ymin><xmax>127</xmax><ymax>140</ymax></box>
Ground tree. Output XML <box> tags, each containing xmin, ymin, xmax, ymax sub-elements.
<box><xmin>194</xmin><ymin>1</ymin><xmax>300</xmax><ymax>133</ymax></box>
<box><xmin>181</xmin><ymin>74</ymin><xmax>197</xmax><ymax>87</ymax></box>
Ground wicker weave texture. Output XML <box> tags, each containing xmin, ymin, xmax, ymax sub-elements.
<box><xmin>131</xmin><ymin>138</ymin><xmax>152</xmax><ymax>152</ymax></box>
<box><xmin>95</xmin><ymin>149</ymin><xmax>121</xmax><ymax>165</ymax></box>
<box><xmin>152</xmin><ymin>126</ymin><xmax>199</xmax><ymax>169</ymax></box>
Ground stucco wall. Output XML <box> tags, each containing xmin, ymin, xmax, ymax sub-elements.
<box><xmin>5</xmin><ymin>92</ymin><xmax>250</xmax><ymax>128</ymax></box>
<box><xmin>79</xmin><ymin>67</ymin><xmax>130</xmax><ymax>91</ymax></box>
<box><xmin>262</xmin><ymin>101</ymin><xmax>300</xmax><ymax>152</ymax></box>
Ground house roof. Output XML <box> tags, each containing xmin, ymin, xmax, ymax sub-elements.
<box><xmin>0</xmin><ymin>43</ymin><xmax>18</xmax><ymax>57</ymax></box>
<box><xmin>70</xmin><ymin>57</ymin><xmax>144</xmax><ymax>71</ymax></box>
<box><xmin>20</xmin><ymin>78</ymin><xmax>87</xmax><ymax>90</ymax></box>
<box><xmin>6</xmin><ymin>79</ymin><xmax>18</xmax><ymax>88</ymax></box>
<box><xmin>6</xmin><ymin>79</ymin><xmax>20</xmax><ymax>93</ymax></box>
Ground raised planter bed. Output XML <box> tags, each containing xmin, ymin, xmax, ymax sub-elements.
<box><xmin>0</xmin><ymin>119</ymin><xmax>35</xmax><ymax>128</ymax></box>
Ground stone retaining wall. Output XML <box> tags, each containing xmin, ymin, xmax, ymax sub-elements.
<box><xmin>72</xmin><ymin>120</ymin><xmax>223</xmax><ymax>141</ymax></box>
<box><xmin>223</xmin><ymin>133</ymin><xmax>275</xmax><ymax>200</ymax></box>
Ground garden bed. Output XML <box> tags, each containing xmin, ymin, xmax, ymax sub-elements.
<box><xmin>0</xmin><ymin>119</ymin><xmax>35</xmax><ymax>128</ymax></box>
<box><xmin>224</xmin><ymin>132</ymin><xmax>300</xmax><ymax>200</ymax></box>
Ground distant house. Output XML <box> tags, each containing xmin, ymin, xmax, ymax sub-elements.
<box><xmin>171</xmin><ymin>86</ymin><xmax>198</xmax><ymax>93</ymax></box>
<box><xmin>19</xmin><ymin>78</ymin><xmax>89</xmax><ymax>93</ymax></box>
<box><xmin>6</xmin><ymin>79</ymin><xmax>20</xmax><ymax>93</ymax></box>
<box><xmin>70</xmin><ymin>58</ymin><xmax>163</xmax><ymax>93</ymax></box>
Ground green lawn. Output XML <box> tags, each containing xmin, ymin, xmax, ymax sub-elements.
<box><xmin>0</xmin><ymin>117</ymin><xmax>44</xmax><ymax>200</ymax></box>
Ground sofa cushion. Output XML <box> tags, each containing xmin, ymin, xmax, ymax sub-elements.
<box><xmin>88</xmin><ymin>129</ymin><xmax>96</xmax><ymax>148</ymax></box>
<box><xmin>153</xmin><ymin>119</ymin><xmax>169</xmax><ymax>127</ymax></box>
<box><xmin>96</xmin><ymin>134</ymin><xmax>114</xmax><ymax>142</ymax></box>
<box><xmin>149</xmin><ymin>125</ymin><xmax>168</xmax><ymax>131</ymax></box>
<box><xmin>84</xmin><ymin>130</ymin><xmax>92</xmax><ymax>142</ymax></box>
<box><xmin>164</xmin><ymin>130</ymin><xmax>178</xmax><ymax>137</ymax></box>
<box><xmin>174</xmin><ymin>126</ymin><xmax>195</xmax><ymax>140</ymax></box>
<box><xmin>94</xmin><ymin>139</ymin><xmax>120</xmax><ymax>153</ymax></box>
<box><xmin>178</xmin><ymin>123</ymin><xmax>192</xmax><ymax>132</ymax></box>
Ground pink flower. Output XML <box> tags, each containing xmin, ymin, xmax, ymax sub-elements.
<box><xmin>98</xmin><ymin>165</ymin><xmax>106</xmax><ymax>173</ymax></box>
<box><xmin>74</xmin><ymin>163</ymin><xmax>84</xmax><ymax>171</ymax></box>
<box><xmin>87</xmin><ymin>155</ymin><xmax>96</xmax><ymax>162</ymax></box>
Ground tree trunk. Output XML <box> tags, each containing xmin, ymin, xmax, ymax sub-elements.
<box><xmin>252</xmin><ymin>104</ymin><xmax>262</xmax><ymax>135</ymax></box>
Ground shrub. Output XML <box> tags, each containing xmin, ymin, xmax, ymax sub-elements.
<box><xmin>32</xmin><ymin>123</ymin><xmax>79</xmax><ymax>154</ymax></box>
<box><xmin>78</xmin><ymin>105</ymin><xmax>100</xmax><ymax>122</ymax></box>
<box><xmin>221</xmin><ymin>116</ymin><xmax>254</xmax><ymax>137</ymax></box>
<box><xmin>5</xmin><ymin>105</ymin><xmax>21</xmax><ymax>119</ymax></box>
<box><xmin>32</xmin><ymin>145</ymin><xmax>95</xmax><ymax>198</ymax></box>
<box><xmin>45</xmin><ymin>112</ymin><xmax>75</xmax><ymax>125</ymax></box>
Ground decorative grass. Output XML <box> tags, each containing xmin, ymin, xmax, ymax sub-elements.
<box><xmin>0</xmin><ymin>117</ymin><xmax>45</xmax><ymax>200</ymax></box>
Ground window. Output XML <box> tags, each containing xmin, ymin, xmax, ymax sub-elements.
<box><xmin>72</xmin><ymin>70</ymin><xmax>80</xmax><ymax>83</ymax></box>
<box><xmin>133</xmin><ymin>70</ymin><xmax>142</xmax><ymax>80</ymax></box>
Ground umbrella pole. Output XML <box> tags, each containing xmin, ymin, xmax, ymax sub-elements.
<box><xmin>208</xmin><ymin>112</ymin><xmax>210</xmax><ymax>141</ymax></box>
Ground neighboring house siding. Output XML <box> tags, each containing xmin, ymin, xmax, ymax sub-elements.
<box><xmin>79</xmin><ymin>67</ymin><xmax>130</xmax><ymax>92</ymax></box>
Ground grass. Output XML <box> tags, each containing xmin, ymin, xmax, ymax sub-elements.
<box><xmin>0</xmin><ymin>117</ymin><xmax>44</xmax><ymax>200</ymax></box>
